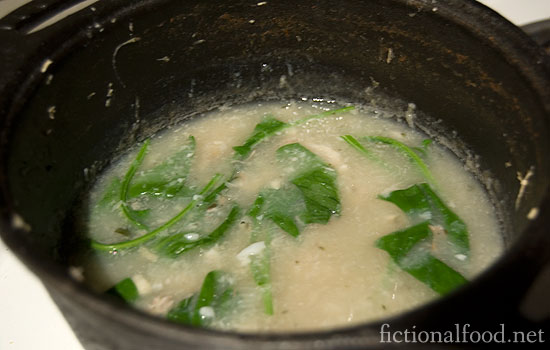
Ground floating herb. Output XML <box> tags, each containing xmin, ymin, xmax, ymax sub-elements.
<box><xmin>208</xmin><ymin>106</ymin><xmax>355</xmax><ymax>204</ymax></box>
<box><xmin>250</xmin><ymin>251</ymin><xmax>273</xmax><ymax>315</ymax></box>
<box><xmin>363</xmin><ymin>136</ymin><xmax>436</xmax><ymax>186</ymax></box>
<box><xmin>246</xmin><ymin>207</ymin><xmax>275</xmax><ymax>315</ymax></box>
<box><xmin>106</xmin><ymin>277</ymin><xmax>139</xmax><ymax>303</ymax></box>
<box><xmin>376</xmin><ymin>221</ymin><xmax>467</xmax><ymax>295</ymax></box>
<box><xmin>232</xmin><ymin>117</ymin><xmax>286</xmax><ymax>160</ymax></box>
<box><xmin>340</xmin><ymin>135</ymin><xmax>376</xmax><ymax>161</ymax></box>
<box><xmin>288</xmin><ymin>106</ymin><xmax>355</xmax><ymax>127</ymax></box>
<box><xmin>250</xmin><ymin>187</ymin><xmax>304</xmax><ymax>237</ymax></box>
<box><xmin>167</xmin><ymin>270</ymin><xmax>236</xmax><ymax>327</ymax></box>
<box><xmin>249</xmin><ymin>143</ymin><xmax>340</xmax><ymax>237</ymax></box>
<box><xmin>91</xmin><ymin>173</ymin><xmax>223</xmax><ymax>251</ymax></box>
<box><xmin>154</xmin><ymin>205</ymin><xmax>241</xmax><ymax>258</ymax></box>
<box><xmin>97</xmin><ymin>177</ymin><xmax>122</xmax><ymax>208</ymax></box>
<box><xmin>120</xmin><ymin>140</ymin><xmax>151</xmax><ymax>231</ymax></box>
<box><xmin>128</xmin><ymin>135</ymin><xmax>196</xmax><ymax>197</ymax></box>
<box><xmin>277</xmin><ymin>143</ymin><xmax>340</xmax><ymax>225</ymax></box>
<box><xmin>379</xmin><ymin>183</ymin><xmax>469</xmax><ymax>256</ymax></box>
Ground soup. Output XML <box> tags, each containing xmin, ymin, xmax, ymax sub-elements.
<box><xmin>80</xmin><ymin>100</ymin><xmax>502</xmax><ymax>332</ymax></box>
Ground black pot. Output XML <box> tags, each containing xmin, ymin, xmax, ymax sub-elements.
<box><xmin>1</xmin><ymin>0</ymin><xmax>549</xmax><ymax>349</ymax></box>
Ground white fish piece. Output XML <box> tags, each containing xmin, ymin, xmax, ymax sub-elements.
<box><xmin>236</xmin><ymin>241</ymin><xmax>266</xmax><ymax>265</ymax></box>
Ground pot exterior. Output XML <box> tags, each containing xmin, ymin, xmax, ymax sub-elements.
<box><xmin>0</xmin><ymin>0</ymin><xmax>549</xmax><ymax>349</ymax></box>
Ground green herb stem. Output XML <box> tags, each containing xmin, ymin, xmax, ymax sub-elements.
<box><xmin>120</xmin><ymin>139</ymin><xmax>151</xmax><ymax>230</ymax></box>
<box><xmin>91</xmin><ymin>173</ymin><xmax>222</xmax><ymax>251</ymax></box>
<box><xmin>289</xmin><ymin>106</ymin><xmax>355</xmax><ymax>127</ymax></box>
<box><xmin>364</xmin><ymin>136</ymin><xmax>437</xmax><ymax>186</ymax></box>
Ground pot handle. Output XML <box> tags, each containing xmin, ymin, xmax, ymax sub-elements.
<box><xmin>0</xmin><ymin>0</ymin><xmax>93</xmax><ymax>33</ymax></box>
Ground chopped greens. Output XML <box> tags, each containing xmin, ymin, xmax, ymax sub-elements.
<box><xmin>208</xmin><ymin>106</ymin><xmax>355</xmax><ymax>204</ymax></box>
<box><xmin>88</xmin><ymin>102</ymin><xmax>484</xmax><ymax>328</ymax></box>
<box><xmin>128</xmin><ymin>135</ymin><xmax>196</xmax><ymax>197</ymax></box>
<box><xmin>154</xmin><ymin>205</ymin><xmax>241</xmax><ymax>258</ymax></box>
<box><xmin>250</xmin><ymin>187</ymin><xmax>304</xmax><ymax>237</ymax></box>
<box><xmin>120</xmin><ymin>140</ymin><xmax>151</xmax><ymax>231</ymax></box>
<box><xmin>244</xmin><ymin>143</ymin><xmax>342</xmax><ymax>314</ymax></box>
<box><xmin>248</xmin><ymin>143</ymin><xmax>340</xmax><ymax>238</ymax></box>
<box><xmin>363</xmin><ymin>136</ymin><xmax>436</xmax><ymax>186</ymax></box>
<box><xmin>167</xmin><ymin>270</ymin><xmax>236</xmax><ymax>327</ymax></box>
<box><xmin>247</xmin><ymin>208</ymin><xmax>275</xmax><ymax>315</ymax></box>
<box><xmin>91</xmin><ymin>173</ymin><xmax>223</xmax><ymax>251</ymax></box>
<box><xmin>232</xmin><ymin>116</ymin><xmax>286</xmax><ymax>160</ymax></box>
<box><xmin>97</xmin><ymin>177</ymin><xmax>122</xmax><ymax>208</ymax></box>
<box><xmin>344</xmin><ymin>132</ymin><xmax>470</xmax><ymax>295</ymax></box>
<box><xmin>233</xmin><ymin>106</ymin><xmax>355</xmax><ymax>161</ymax></box>
<box><xmin>376</xmin><ymin>222</ymin><xmax>467</xmax><ymax>295</ymax></box>
<box><xmin>379</xmin><ymin>183</ymin><xmax>469</xmax><ymax>256</ymax></box>
<box><xmin>277</xmin><ymin>143</ymin><xmax>340</xmax><ymax>225</ymax></box>
<box><xmin>106</xmin><ymin>277</ymin><xmax>139</xmax><ymax>303</ymax></box>
<box><xmin>340</xmin><ymin>135</ymin><xmax>377</xmax><ymax>162</ymax></box>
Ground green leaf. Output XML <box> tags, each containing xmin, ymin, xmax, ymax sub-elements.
<box><xmin>246</xmin><ymin>220</ymin><xmax>274</xmax><ymax>315</ymax></box>
<box><xmin>248</xmin><ymin>143</ymin><xmax>340</xmax><ymax>238</ymax></box>
<box><xmin>292</xmin><ymin>168</ymin><xmax>340</xmax><ymax>224</ymax></box>
<box><xmin>119</xmin><ymin>140</ymin><xmax>151</xmax><ymax>231</ymax></box>
<box><xmin>153</xmin><ymin>205</ymin><xmax>241</xmax><ymax>258</ymax></box>
<box><xmin>363</xmin><ymin>136</ymin><xmax>437</xmax><ymax>186</ymax></box>
<box><xmin>251</xmin><ymin>187</ymin><xmax>304</xmax><ymax>237</ymax></box>
<box><xmin>411</xmin><ymin>139</ymin><xmax>433</xmax><ymax>157</ymax></box>
<box><xmin>277</xmin><ymin>143</ymin><xmax>341</xmax><ymax>225</ymax></box>
<box><xmin>91</xmin><ymin>173</ymin><xmax>223</xmax><ymax>252</ymax></box>
<box><xmin>379</xmin><ymin>183</ymin><xmax>469</xmax><ymax>255</ymax></box>
<box><xmin>376</xmin><ymin>222</ymin><xmax>467</xmax><ymax>295</ymax></box>
<box><xmin>167</xmin><ymin>270</ymin><xmax>236</xmax><ymax>327</ymax></box>
<box><xmin>128</xmin><ymin>136</ymin><xmax>196</xmax><ymax>198</ymax></box>
<box><xmin>233</xmin><ymin>116</ymin><xmax>286</xmax><ymax>160</ymax></box>
<box><xmin>232</xmin><ymin>107</ymin><xmax>356</xmax><ymax>161</ymax></box>
<box><xmin>340</xmin><ymin>134</ymin><xmax>375</xmax><ymax>160</ymax></box>
<box><xmin>206</xmin><ymin>107</ymin><xmax>355</xmax><ymax>205</ymax></box>
<box><xmin>250</xmin><ymin>249</ymin><xmax>274</xmax><ymax>315</ymax></box>
<box><xmin>97</xmin><ymin>177</ymin><xmax>122</xmax><ymax>207</ymax></box>
<box><xmin>106</xmin><ymin>277</ymin><xmax>139</xmax><ymax>303</ymax></box>
<box><xmin>289</xmin><ymin>106</ymin><xmax>355</xmax><ymax>127</ymax></box>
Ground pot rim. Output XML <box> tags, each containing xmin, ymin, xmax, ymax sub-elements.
<box><xmin>0</xmin><ymin>0</ymin><xmax>549</xmax><ymax>347</ymax></box>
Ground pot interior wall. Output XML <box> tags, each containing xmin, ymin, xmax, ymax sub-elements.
<box><xmin>1</xmin><ymin>0</ymin><xmax>548</xmax><ymax>322</ymax></box>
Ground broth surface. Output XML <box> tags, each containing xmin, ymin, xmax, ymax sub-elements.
<box><xmin>82</xmin><ymin>100</ymin><xmax>503</xmax><ymax>332</ymax></box>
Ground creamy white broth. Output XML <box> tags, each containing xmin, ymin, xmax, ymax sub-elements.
<box><xmin>83</xmin><ymin>100</ymin><xmax>503</xmax><ymax>332</ymax></box>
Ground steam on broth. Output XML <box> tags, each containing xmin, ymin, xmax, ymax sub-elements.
<box><xmin>82</xmin><ymin>100</ymin><xmax>502</xmax><ymax>332</ymax></box>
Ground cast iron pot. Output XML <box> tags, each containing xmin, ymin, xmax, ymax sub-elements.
<box><xmin>0</xmin><ymin>0</ymin><xmax>549</xmax><ymax>349</ymax></box>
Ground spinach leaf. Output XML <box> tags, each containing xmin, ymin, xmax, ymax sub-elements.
<box><xmin>97</xmin><ymin>177</ymin><xmax>122</xmax><ymax>208</ymax></box>
<box><xmin>363</xmin><ymin>136</ymin><xmax>437</xmax><ymax>186</ymax></box>
<box><xmin>248</xmin><ymin>143</ymin><xmax>340</xmax><ymax>237</ymax></box>
<box><xmin>376</xmin><ymin>221</ymin><xmax>467</xmax><ymax>295</ymax></box>
<box><xmin>128</xmin><ymin>135</ymin><xmax>196</xmax><ymax>198</ymax></box>
<box><xmin>250</xmin><ymin>252</ymin><xmax>274</xmax><ymax>315</ymax></box>
<box><xmin>277</xmin><ymin>143</ymin><xmax>340</xmax><ymax>225</ymax></box>
<box><xmin>246</xmin><ymin>215</ymin><xmax>275</xmax><ymax>315</ymax></box>
<box><xmin>340</xmin><ymin>135</ymin><xmax>376</xmax><ymax>161</ymax></box>
<box><xmin>250</xmin><ymin>187</ymin><xmax>304</xmax><ymax>237</ymax></box>
<box><xmin>233</xmin><ymin>116</ymin><xmax>286</xmax><ymax>160</ymax></box>
<box><xmin>167</xmin><ymin>270</ymin><xmax>236</xmax><ymax>327</ymax></box>
<box><xmin>207</xmin><ymin>107</ymin><xmax>355</xmax><ymax>204</ymax></box>
<box><xmin>106</xmin><ymin>277</ymin><xmax>139</xmax><ymax>303</ymax></box>
<box><xmin>91</xmin><ymin>173</ymin><xmax>223</xmax><ymax>251</ymax></box>
<box><xmin>153</xmin><ymin>205</ymin><xmax>241</xmax><ymax>258</ymax></box>
<box><xmin>379</xmin><ymin>183</ymin><xmax>469</xmax><ymax>255</ymax></box>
